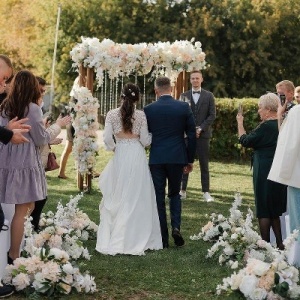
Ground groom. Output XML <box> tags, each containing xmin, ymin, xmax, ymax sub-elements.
<box><xmin>144</xmin><ymin>76</ymin><xmax>196</xmax><ymax>248</ymax></box>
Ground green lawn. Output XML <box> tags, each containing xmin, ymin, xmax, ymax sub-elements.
<box><xmin>33</xmin><ymin>145</ymin><xmax>255</xmax><ymax>299</ymax></box>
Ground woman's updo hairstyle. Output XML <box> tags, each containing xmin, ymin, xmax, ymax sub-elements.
<box><xmin>120</xmin><ymin>83</ymin><xmax>140</xmax><ymax>133</ymax></box>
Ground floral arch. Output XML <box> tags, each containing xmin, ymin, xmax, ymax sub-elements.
<box><xmin>69</xmin><ymin>37</ymin><xmax>206</xmax><ymax>190</ymax></box>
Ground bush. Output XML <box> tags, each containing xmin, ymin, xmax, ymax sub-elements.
<box><xmin>211</xmin><ymin>98</ymin><xmax>260</xmax><ymax>160</ymax></box>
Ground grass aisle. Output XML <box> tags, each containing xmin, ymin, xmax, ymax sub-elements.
<box><xmin>44</xmin><ymin>145</ymin><xmax>254</xmax><ymax>300</ymax></box>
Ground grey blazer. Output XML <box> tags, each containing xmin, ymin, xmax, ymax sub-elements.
<box><xmin>179</xmin><ymin>88</ymin><xmax>216</xmax><ymax>139</ymax></box>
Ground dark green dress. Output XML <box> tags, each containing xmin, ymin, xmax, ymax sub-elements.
<box><xmin>239</xmin><ymin>120</ymin><xmax>287</xmax><ymax>218</ymax></box>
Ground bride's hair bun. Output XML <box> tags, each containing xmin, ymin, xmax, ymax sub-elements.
<box><xmin>121</xmin><ymin>83</ymin><xmax>140</xmax><ymax>102</ymax></box>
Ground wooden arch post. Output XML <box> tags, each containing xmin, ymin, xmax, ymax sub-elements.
<box><xmin>77</xmin><ymin>65</ymin><xmax>95</xmax><ymax>192</ymax></box>
<box><xmin>173</xmin><ymin>71</ymin><xmax>189</xmax><ymax>99</ymax></box>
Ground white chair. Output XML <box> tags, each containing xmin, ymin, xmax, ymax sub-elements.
<box><xmin>0</xmin><ymin>220</ymin><xmax>10</xmax><ymax>278</ymax></box>
<box><xmin>0</xmin><ymin>204</ymin><xmax>15</xmax><ymax>279</ymax></box>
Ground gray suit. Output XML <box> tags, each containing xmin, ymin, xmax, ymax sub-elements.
<box><xmin>180</xmin><ymin>88</ymin><xmax>216</xmax><ymax>192</ymax></box>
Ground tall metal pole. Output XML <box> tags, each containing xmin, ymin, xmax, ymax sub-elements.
<box><xmin>49</xmin><ymin>3</ymin><xmax>61</xmax><ymax>113</ymax></box>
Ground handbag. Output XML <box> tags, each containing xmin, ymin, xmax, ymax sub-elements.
<box><xmin>45</xmin><ymin>146</ymin><xmax>59</xmax><ymax>172</ymax></box>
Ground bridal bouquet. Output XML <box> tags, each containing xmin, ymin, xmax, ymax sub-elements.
<box><xmin>3</xmin><ymin>247</ymin><xmax>96</xmax><ymax>297</ymax></box>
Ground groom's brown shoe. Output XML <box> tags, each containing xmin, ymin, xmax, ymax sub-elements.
<box><xmin>172</xmin><ymin>228</ymin><xmax>185</xmax><ymax>247</ymax></box>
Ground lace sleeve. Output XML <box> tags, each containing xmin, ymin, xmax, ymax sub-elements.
<box><xmin>138</xmin><ymin>112</ymin><xmax>152</xmax><ymax>147</ymax></box>
<box><xmin>103</xmin><ymin>112</ymin><xmax>116</xmax><ymax>151</ymax></box>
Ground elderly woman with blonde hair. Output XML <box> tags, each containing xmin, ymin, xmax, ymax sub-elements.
<box><xmin>236</xmin><ymin>93</ymin><xmax>287</xmax><ymax>249</ymax></box>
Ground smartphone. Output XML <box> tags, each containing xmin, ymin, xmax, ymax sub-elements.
<box><xmin>279</xmin><ymin>94</ymin><xmax>286</xmax><ymax>106</ymax></box>
<box><xmin>238</xmin><ymin>103</ymin><xmax>243</xmax><ymax>115</ymax></box>
<box><xmin>46</xmin><ymin>113</ymin><xmax>54</xmax><ymax>124</ymax></box>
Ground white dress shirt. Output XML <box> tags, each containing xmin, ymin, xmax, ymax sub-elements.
<box><xmin>192</xmin><ymin>88</ymin><xmax>201</xmax><ymax>104</ymax></box>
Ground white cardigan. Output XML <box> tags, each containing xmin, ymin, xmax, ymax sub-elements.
<box><xmin>268</xmin><ymin>105</ymin><xmax>300</xmax><ymax>188</ymax></box>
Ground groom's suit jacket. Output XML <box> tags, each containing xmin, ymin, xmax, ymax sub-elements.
<box><xmin>144</xmin><ymin>95</ymin><xmax>196</xmax><ymax>165</ymax></box>
<box><xmin>180</xmin><ymin>89</ymin><xmax>216</xmax><ymax>139</ymax></box>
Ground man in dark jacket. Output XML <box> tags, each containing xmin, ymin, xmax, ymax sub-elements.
<box><xmin>144</xmin><ymin>76</ymin><xmax>196</xmax><ymax>248</ymax></box>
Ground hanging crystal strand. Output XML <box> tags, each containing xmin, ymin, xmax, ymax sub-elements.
<box><xmin>143</xmin><ymin>75</ymin><xmax>146</xmax><ymax>108</ymax></box>
<box><xmin>115</xmin><ymin>76</ymin><xmax>119</xmax><ymax>108</ymax></box>
<box><xmin>109</xmin><ymin>78</ymin><xmax>113</xmax><ymax>111</ymax></box>
<box><xmin>101</xmin><ymin>72</ymin><xmax>105</xmax><ymax>116</ymax></box>
<box><xmin>104</xmin><ymin>71</ymin><xmax>107</xmax><ymax>116</ymax></box>
<box><xmin>121</xmin><ymin>75</ymin><xmax>124</xmax><ymax>90</ymax></box>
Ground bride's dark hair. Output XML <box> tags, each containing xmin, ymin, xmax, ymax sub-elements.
<box><xmin>120</xmin><ymin>83</ymin><xmax>140</xmax><ymax>133</ymax></box>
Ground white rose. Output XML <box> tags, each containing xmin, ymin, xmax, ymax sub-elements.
<box><xmin>249</xmin><ymin>287</ymin><xmax>268</xmax><ymax>300</ymax></box>
<box><xmin>239</xmin><ymin>275</ymin><xmax>258</xmax><ymax>297</ymax></box>
<box><xmin>219</xmin><ymin>254</ymin><xmax>226</xmax><ymax>264</ymax></box>
<box><xmin>62</xmin><ymin>263</ymin><xmax>74</xmax><ymax>275</ymax></box>
<box><xmin>231</xmin><ymin>272</ymin><xmax>243</xmax><ymax>290</ymax></box>
<box><xmin>231</xmin><ymin>261</ymin><xmax>239</xmax><ymax>269</ymax></box>
<box><xmin>224</xmin><ymin>246</ymin><xmax>235</xmax><ymax>256</ymax></box>
<box><xmin>231</xmin><ymin>233</ymin><xmax>238</xmax><ymax>240</ymax></box>
<box><xmin>252</xmin><ymin>260</ymin><xmax>270</xmax><ymax>277</ymax></box>
<box><xmin>288</xmin><ymin>285</ymin><xmax>300</xmax><ymax>299</ymax></box>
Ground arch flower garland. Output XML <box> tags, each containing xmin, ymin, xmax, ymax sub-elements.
<box><xmin>68</xmin><ymin>86</ymin><xmax>100</xmax><ymax>175</ymax></box>
<box><xmin>70</xmin><ymin>37</ymin><xmax>206</xmax><ymax>85</ymax></box>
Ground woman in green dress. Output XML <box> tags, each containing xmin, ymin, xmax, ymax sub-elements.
<box><xmin>236</xmin><ymin>93</ymin><xmax>287</xmax><ymax>249</ymax></box>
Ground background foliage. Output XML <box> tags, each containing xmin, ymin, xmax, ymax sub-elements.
<box><xmin>212</xmin><ymin>98</ymin><xmax>260</xmax><ymax>160</ymax></box>
<box><xmin>0</xmin><ymin>0</ymin><xmax>299</xmax><ymax>104</ymax></box>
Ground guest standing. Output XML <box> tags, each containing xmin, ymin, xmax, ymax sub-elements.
<box><xmin>294</xmin><ymin>86</ymin><xmax>300</xmax><ymax>104</ymax></box>
<box><xmin>0</xmin><ymin>70</ymin><xmax>51</xmax><ymax>262</ymax></box>
<box><xmin>276</xmin><ymin>80</ymin><xmax>295</xmax><ymax>121</ymax></box>
<box><xmin>236</xmin><ymin>93</ymin><xmax>287</xmax><ymax>249</ymax></box>
<box><xmin>144</xmin><ymin>76</ymin><xmax>196</xmax><ymax>248</ymax></box>
<box><xmin>30</xmin><ymin>76</ymin><xmax>71</xmax><ymax>231</ymax></box>
<box><xmin>268</xmin><ymin>104</ymin><xmax>300</xmax><ymax>265</ymax></box>
<box><xmin>179</xmin><ymin>70</ymin><xmax>216</xmax><ymax>201</ymax></box>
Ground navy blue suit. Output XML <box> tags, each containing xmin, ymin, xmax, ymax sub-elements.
<box><xmin>144</xmin><ymin>95</ymin><xmax>196</xmax><ymax>246</ymax></box>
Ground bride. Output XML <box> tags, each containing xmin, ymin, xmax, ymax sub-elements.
<box><xmin>95</xmin><ymin>83</ymin><xmax>163</xmax><ymax>255</ymax></box>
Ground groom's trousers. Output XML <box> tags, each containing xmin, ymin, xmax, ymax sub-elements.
<box><xmin>150</xmin><ymin>164</ymin><xmax>184</xmax><ymax>246</ymax></box>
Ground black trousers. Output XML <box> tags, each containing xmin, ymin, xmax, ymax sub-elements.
<box><xmin>30</xmin><ymin>198</ymin><xmax>47</xmax><ymax>231</ymax></box>
<box><xmin>150</xmin><ymin>164</ymin><xmax>184</xmax><ymax>247</ymax></box>
<box><xmin>181</xmin><ymin>137</ymin><xmax>210</xmax><ymax>192</ymax></box>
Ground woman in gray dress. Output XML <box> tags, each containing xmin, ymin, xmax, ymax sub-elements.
<box><xmin>0</xmin><ymin>70</ymin><xmax>51</xmax><ymax>262</ymax></box>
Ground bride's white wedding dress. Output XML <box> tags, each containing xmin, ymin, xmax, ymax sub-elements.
<box><xmin>95</xmin><ymin>108</ymin><xmax>162</xmax><ymax>255</ymax></box>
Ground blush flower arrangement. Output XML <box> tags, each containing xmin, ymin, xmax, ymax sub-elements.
<box><xmin>68</xmin><ymin>86</ymin><xmax>100</xmax><ymax>175</ymax></box>
<box><xmin>2</xmin><ymin>194</ymin><xmax>97</xmax><ymax>297</ymax></box>
<box><xmin>191</xmin><ymin>192</ymin><xmax>300</xmax><ymax>299</ymax></box>
<box><xmin>216</xmin><ymin>235</ymin><xmax>300</xmax><ymax>300</ymax></box>
<box><xmin>3</xmin><ymin>247</ymin><xmax>96</xmax><ymax>297</ymax></box>
<box><xmin>23</xmin><ymin>193</ymin><xmax>98</xmax><ymax>260</ymax></box>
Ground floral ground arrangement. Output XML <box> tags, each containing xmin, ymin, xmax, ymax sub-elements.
<box><xmin>191</xmin><ymin>193</ymin><xmax>300</xmax><ymax>300</ymax></box>
<box><xmin>12</xmin><ymin>147</ymin><xmax>300</xmax><ymax>299</ymax></box>
<box><xmin>2</xmin><ymin>193</ymin><xmax>98</xmax><ymax>298</ymax></box>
